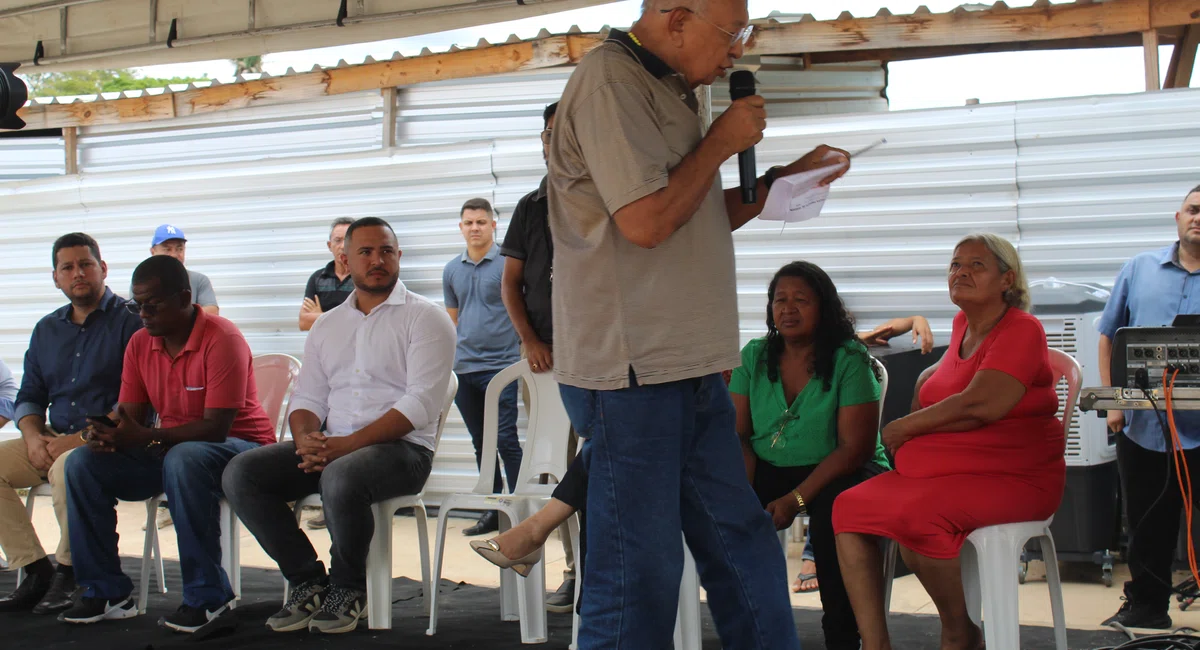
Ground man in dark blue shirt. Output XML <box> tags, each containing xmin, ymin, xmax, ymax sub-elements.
<box><xmin>0</xmin><ymin>233</ymin><xmax>142</xmax><ymax>615</ymax></box>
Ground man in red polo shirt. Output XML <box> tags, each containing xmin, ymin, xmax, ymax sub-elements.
<box><xmin>61</xmin><ymin>255</ymin><xmax>275</xmax><ymax>633</ymax></box>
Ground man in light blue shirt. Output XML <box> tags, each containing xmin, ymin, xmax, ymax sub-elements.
<box><xmin>443</xmin><ymin>198</ymin><xmax>523</xmax><ymax>536</ymax></box>
<box><xmin>1097</xmin><ymin>183</ymin><xmax>1200</xmax><ymax>630</ymax></box>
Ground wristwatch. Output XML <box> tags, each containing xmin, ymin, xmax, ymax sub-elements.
<box><xmin>763</xmin><ymin>166</ymin><xmax>785</xmax><ymax>191</ymax></box>
<box><xmin>792</xmin><ymin>489</ymin><xmax>807</xmax><ymax>515</ymax></box>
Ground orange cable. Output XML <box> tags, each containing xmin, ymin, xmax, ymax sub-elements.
<box><xmin>1165</xmin><ymin>368</ymin><xmax>1199</xmax><ymax>587</ymax></box>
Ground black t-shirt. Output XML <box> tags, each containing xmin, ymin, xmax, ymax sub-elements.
<box><xmin>304</xmin><ymin>261</ymin><xmax>354</xmax><ymax>312</ymax></box>
<box><xmin>500</xmin><ymin>177</ymin><xmax>554</xmax><ymax>345</ymax></box>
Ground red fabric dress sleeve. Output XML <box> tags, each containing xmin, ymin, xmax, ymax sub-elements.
<box><xmin>977</xmin><ymin>312</ymin><xmax>1048</xmax><ymax>387</ymax></box>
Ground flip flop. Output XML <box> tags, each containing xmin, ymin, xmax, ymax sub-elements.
<box><xmin>792</xmin><ymin>572</ymin><xmax>819</xmax><ymax>593</ymax></box>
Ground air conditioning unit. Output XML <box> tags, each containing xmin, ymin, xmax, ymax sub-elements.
<box><xmin>1039</xmin><ymin>314</ymin><xmax>1116</xmax><ymax>468</ymax></box>
<box><xmin>1030</xmin><ymin>281</ymin><xmax>1119</xmax><ymax>586</ymax></box>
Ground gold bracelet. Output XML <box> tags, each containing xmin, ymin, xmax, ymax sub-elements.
<box><xmin>792</xmin><ymin>489</ymin><xmax>807</xmax><ymax>514</ymax></box>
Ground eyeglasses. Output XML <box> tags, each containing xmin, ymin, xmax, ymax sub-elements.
<box><xmin>540</xmin><ymin>128</ymin><xmax>553</xmax><ymax>145</ymax></box>
<box><xmin>125</xmin><ymin>291</ymin><xmax>181</xmax><ymax>316</ymax></box>
<box><xmin>661</xmin><ymin>7</ymin><xmax>755</xmax><ymax>47</ymax></box>
<box><xmin>768</xmin><ymin>406</ymin><xmax>801</xmax><ymax>449</ymax></box>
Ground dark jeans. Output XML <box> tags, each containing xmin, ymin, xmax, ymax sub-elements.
<box><xmin>754</xmin><ymin>458</ymin><xmax>886</xmax><ymax>650</ymax></box>
<box><xmin>1118</xmin><ymin>432</ymin><xmax>1200</xmax><ymax>612</ymax></box>
<box><xmin>222</xmin><ymin>439</ymin><xmax>433</xmax><ymax>592</ymax></box>
<box><xmin>560</xmin><ymin>373</ymin><xmax>799</xmax><ymax>650</ymax></box>
<box><xmin>455</xmin><ymin>369</ymin><xmax>522</xmax><ymax>494</ymax></box>
<box><xmin>67</xmin><ymin>438</ymin><xmax>260</xmax><ymax>608</ymax></box>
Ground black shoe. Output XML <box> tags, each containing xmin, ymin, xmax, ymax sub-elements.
<box><xmin>60</xmin><ymin>596</ymin><xmax>137</xmax><ymax>624</ymax></box>
<box><xmin>159</xmin><ymin>602</ymin><xmax>231</xmax><ymax>633</ymax></box>
<box><xmin>546</xmin><ymin>578</ymin><xmax>575</xmax><ymax>613</ymax></box>
<box><xmin>0</xmin><ymin>565</ymin><xmax>54</xmax><ymax>612</ymax></box>
<box><xmin>463</xmin><ymin>511</ymin><xmax>499</xmax><ymax>536</ymax></box>
<box><xmin>32</xmin><ymin>571</ymin><xmax>82</xmax><ymax>615</ymax></box>
<box><xmin>1102</xmin><ymin>597</ymin><xmax>1172</xmax><ymax>630</ymax></box>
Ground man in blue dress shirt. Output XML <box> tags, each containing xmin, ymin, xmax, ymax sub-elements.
<box><xmin>1098</xmin><ymin>183</ymin><xmax>1200</xmax><ymax>629</ymax></box>
<box><xmin>0</xmin><ymin>233</ymin><xmax>142</xmax><ymax>615</ymax></box>
<box><xmin>443</xmin><ymin>198</ymin><xmax>523</xmax><ymax>536</ymax></box>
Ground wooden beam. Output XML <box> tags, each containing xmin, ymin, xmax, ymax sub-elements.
<box><xmin>750</xmin><ymin>0</ymin><xmax>1200</xmax><ymax>56</ymax></box>
<box><xmin>1144</xmin><ymin>29</ymin><xmax>1162</xmax><ymax>90</ymax></box>
<box><xmin>18</xmin><ymin>37</ymin><xmax>584</xmax><ymax>129</ymax></box>
<box><xmin>806</xmin><ymin>33</ymin><xmax>1150</xmax><ymax>64</ymax></box>
<box><xmin>63</xmin><ymin>126</ymin><xmax>77</xmax><ymax>174</ymax></box>
<box><xmin>1165</xmin><ymin>24</ymin><xmax>1199</xmax><ymax>87</ymax></box>
<box><xmin>380</xmin><ymin>86</ymin><xmax>396</xmax><ymax>149</ymax></box>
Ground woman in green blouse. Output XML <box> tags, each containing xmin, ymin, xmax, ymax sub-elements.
<box><xmin>729</xmin><ymin>260</ymin><xmax>890</xmax><ymax>650</ymax></box>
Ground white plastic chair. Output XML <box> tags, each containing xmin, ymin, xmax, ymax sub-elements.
<box><xmin>426</xmin><ymin>359</ymin><xmax>573</xmax><ymax>645</ymax></box>
<box><xmin>881</xmin><ymin>348</ymin><xmax>1080</xmax><ymax>650</ymax></box>
<box><xmin>136</xmin><ymin>353</ymin><xmax>300</xmax><ymax>614</ymax></box>
<box><xmin>285</xmin><ymin>372</ymin><xmax>457</xmax><ymax>629</ymax></box>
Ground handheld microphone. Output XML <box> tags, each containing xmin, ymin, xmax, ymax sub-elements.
<box><xmin>729</xmin><ymin>70</ymin><xmax>758</xmax><ymax>205</ymax></box>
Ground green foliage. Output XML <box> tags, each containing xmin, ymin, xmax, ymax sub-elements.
<box><xmin>20</xmin><ymin>69</ymin><xmax>209</xmax><ymax>98</ymax></box>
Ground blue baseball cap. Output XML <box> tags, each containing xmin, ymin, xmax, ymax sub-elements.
<box><xmin>151</xmin><ymin>224</ymin><xmax>187</xmax><ymax>247</ymax></box>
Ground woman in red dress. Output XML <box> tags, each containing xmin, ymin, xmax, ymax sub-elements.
<box><xmin>832</xmin><ymin>233</ymin><xmax>1066</xmax><ymax>650</ymax></box>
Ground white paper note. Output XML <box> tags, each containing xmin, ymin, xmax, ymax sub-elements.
<box><xmin>758</xmin><ymin>157</ymin><xmax>848</xmax><ymax>223</ymax></box>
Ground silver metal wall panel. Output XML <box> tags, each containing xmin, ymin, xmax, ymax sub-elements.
<box><xmin>78</xmin><ymin>92</ymin><xmax>384</xmax><ymax>173</ymax></box>
<box><xmin>1014</xmin><ymin>89</ymin><xmax>1200</xmax><ymax>285</ymax></box>
<box><xmin>711</xmin><ymin>60</ymin><xmax>888</xmax><ymax>118</ymax></box>
<box><xmin>0</xmin><ymin>136</ymin><xmax>66</xmax><ymax>181</ymax></box>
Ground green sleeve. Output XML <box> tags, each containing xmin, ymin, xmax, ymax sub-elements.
<box><xmin>836</xmin><ymin>344</ymin><xmax>882</xmax><ymax>407</ymax></box>
<box><xmin>728</xmin><ymin>338</ymin><xmax>763</xmax><ymax>396</ymax></box>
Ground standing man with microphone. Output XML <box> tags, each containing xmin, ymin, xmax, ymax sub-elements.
<box><xmin>548</xmin><ymin>0</ymin><xmax>849</xmax><ymax>646</ymax></box>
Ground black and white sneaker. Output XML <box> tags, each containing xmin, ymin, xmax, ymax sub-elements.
<box><xmin>59</xmin><ymin>596</ymin><xmax>137</xmax><ymax>624</ymax></box>
<box><xmin>159</xmin><ymin>602</ymin><xmax>230</xmax><ymax>633</ymax></box>
<box><xmin>308</xmin><ymin>585</ymin><xmax>366</xmax><ymax>634</ymax></box>
<box><xmin>267</xmin><ymin>578</ymin><xmax>327</xmax><ymax>632</ymax></box>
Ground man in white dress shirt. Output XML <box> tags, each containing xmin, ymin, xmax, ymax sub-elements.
<box><xmin>223</xmin><ymin>217</ymin><xmax>456</xmax><ymax>635</ymax></box>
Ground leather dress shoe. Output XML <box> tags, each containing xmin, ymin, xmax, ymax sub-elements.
<box><xmin>463</xmin><ymin>511</ymin><xmax>500</xmax><ymax>536</ymax></box>
<box><xmin>33</xmin><ymin>571</ymin><xmax>82</xmax><ymax>615</ymax></box>
<box><xmin>0</xmin><ymin>567</ymin><xmax>54</xmax><ymax>612</ymax></box>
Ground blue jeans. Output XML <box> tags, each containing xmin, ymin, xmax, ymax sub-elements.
<box><xmin>66</xmin><ymin>438</ymin><xmax>259</xmax><ymax>608</ymax></box>
<box><xmin>561</xmin><ymin>373</ymin><xmax>800</xmax><ymax>650</ymax></box>
<box><xmin>455</xmin><ymin>369</ymin><xmax>522</xmax><ymax>493</ymax></box>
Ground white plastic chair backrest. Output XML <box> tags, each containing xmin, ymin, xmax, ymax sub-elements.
<box><xmin>252</xmin><ymin>353</ymin><xmax>302</xmax><ymax>442</ymax></box>
<box><xmin>871</xmin><ymin>356</ymin><xmax>889</xmax><ymax>431</ymax></box>
<box><xmin>1047</xmin><ymin>348</ymin><xmax>1083</xmax><ymax>449</ymax></box>
<box><xmin>431</xmin><ymin>373</ymin><xmax>458</xmax><ymax>453</ymax></box>
<box><xmin>474</xmin><ymin>359</ymin><xmax>572</xmax><ymax>497</ymax></box>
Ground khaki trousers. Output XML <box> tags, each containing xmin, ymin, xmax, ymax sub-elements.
<box><xmin>0</xmin><ymin>436</ymin><xmax>75</xmax><ymax>569</ymax></box>
<box><xmin>520</xmin><ymin>345</ymin><xmax>578</xmax><ymax>582</ymax></box>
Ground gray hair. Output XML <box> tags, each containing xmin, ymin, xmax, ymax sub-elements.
<box><xmin>329</xmin><ymin>217</ymin><xmax>354</xmax><ymax>240</ymax></box>
<box><xmin>642</xmin><ymin>0</ymin><xmax>706</xmax><ymax>13</ymax></box>
<box><xmin>954</xmin><ymin>233</ymin><xmax>1031</xmax><ymax>312</ymax></box>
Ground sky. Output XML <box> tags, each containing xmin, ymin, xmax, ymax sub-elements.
<box><xmin>129</xmin><ymin>0</ymin><xmax>1196</xmax><ymax>112</ymax></box>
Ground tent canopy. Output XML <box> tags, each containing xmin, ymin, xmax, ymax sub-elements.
<box><xmin>0</xmin><ymin>0</ymin><xmax>614</xmax><ymax>72</ymax></box>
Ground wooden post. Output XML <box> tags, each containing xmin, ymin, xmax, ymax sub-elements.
<box><xmin>1165</xmin><ymin>25</ymin><xmax>1198</xmax><ymax>89</ymax></box>
<box><xmin>1143</xmin><ymin>29</ymin><xmax>1161</xmax><ymax>91</ymax></box>
<box><xmin>380</xmin><ymin>87</ymin><xmax>397</xmax><ymax>149</ymax></box>
<box><xmin>64</xmin><ymin>126</ymin><xmax>78</xmax><ymax>174</ymax></box>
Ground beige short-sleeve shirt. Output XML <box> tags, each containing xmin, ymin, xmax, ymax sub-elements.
<box><xmin>548</xmin><ymin>31</ymin><xmax>740</xmax><ymax>390</ymax></box>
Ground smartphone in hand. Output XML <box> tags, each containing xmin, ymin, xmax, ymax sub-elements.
<box><xmin>87</xmin><ymin>414</ymin><xmax>117</xmax><ymax>428</ymax></box>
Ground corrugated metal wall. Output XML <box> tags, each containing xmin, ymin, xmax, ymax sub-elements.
<box><xmin>2</xmin><ymin>78</ymin><xmax>1196</xmax><ymax>499</ymax></box>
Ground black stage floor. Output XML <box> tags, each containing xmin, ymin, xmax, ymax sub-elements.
<box><xmin>1</xmin><ymin>557</ymin><xmax>1132</xmax><ymax>649</ymax></box>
